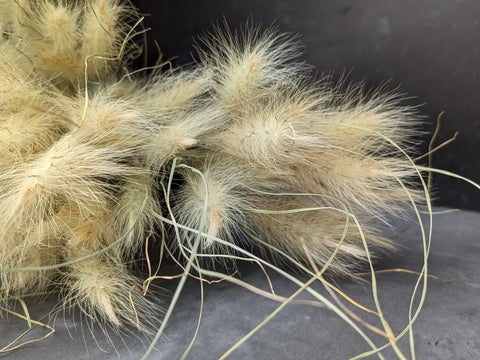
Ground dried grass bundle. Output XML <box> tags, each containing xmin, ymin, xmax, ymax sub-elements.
<box><xmin>0</xmin><ymin>1</ymin><xmax>438</xmax><ymax>350</ymax></box>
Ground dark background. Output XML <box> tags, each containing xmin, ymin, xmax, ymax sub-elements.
<box><xmin>133</xmin><ymin>0</ymin><xmax>480</xmax><ymax>211</ymax></box>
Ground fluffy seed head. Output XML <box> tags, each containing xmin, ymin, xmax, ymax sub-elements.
<box><xmin>172</xmin><ymin>156</ymin><xmax>254</xmax><ymax>257</ymax></box>
<box><xmin>197</xmin><ymin>23</ymin><xmax>307</xmax><ymax>107</ymax></box>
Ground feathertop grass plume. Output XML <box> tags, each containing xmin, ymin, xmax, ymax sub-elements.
<box><xmin>172</xmin><ymin>155</ymin><xmax>256</xmax><ymax>257</ymax></box>
<box><xmin>0</xmin><ymin>0</ymin><xmax>436</xmax><ymax>345</ymax></box>
<box><xmin>197</xmin><ymin>23</ymin><xmax>306</xmax><ymax>108</ymax></box>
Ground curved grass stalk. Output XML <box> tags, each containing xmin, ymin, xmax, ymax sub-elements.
<box><xmin>141</xmin><ymin>160</ymin><xmax>209</xmax><ymax>360</ymax></box>
<box><xmin>415</xmin><ymin>166</ymin><xmax>480</xmax><ymax>191</ymax></box>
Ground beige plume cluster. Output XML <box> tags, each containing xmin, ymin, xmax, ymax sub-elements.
<box><xmin>0</xmin><ymin>0</ymin><xmax>425</xmax><ymax>332</ymax></box>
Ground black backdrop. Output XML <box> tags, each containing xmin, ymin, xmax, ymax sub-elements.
<box><xmin>133</xmin><ymin>0</ymin><xmax>480</xmax><ymax>211</ymax></box>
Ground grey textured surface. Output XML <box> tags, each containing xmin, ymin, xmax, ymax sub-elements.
<box><xmin>1</xmin><ymin>208</ymin><xmax>479</xmax><ymax>359</ymax></box>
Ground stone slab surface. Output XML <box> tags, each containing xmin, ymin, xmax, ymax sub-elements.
<box><xmin>1</xmin><ymin>208</ymin><xmax>479</xmax><ymax>359</ymax></box>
